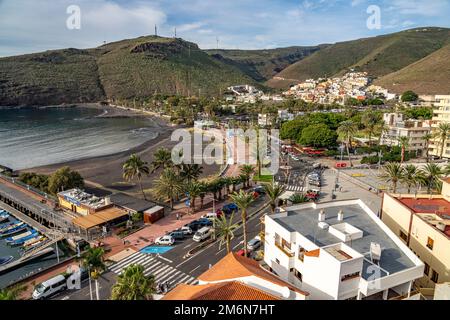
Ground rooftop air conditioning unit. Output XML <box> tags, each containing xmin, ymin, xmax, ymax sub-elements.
<box><xmin>337</xmin><ymin>210</ymin><xmax>344</xmax><ymax>221</ymax></box>
<box><xmin>436</xmin><ymin>222</ymin><xmax>446</xmax><ymax>232</ymax></box>
<box><xmin>370</xmin><ymin>242</ymin><xmax>382</xmax><ymax>265</ymax></box>
<box><xmin>318</xmin><ymin>222</ymin><xmax>329</xmax><ymax>230</ymax></box>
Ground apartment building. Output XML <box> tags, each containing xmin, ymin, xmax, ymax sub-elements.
<box><xmin>380</xmin><ymin>113</ymin><xmax>431</xmax><ymax>156</ymax></box>
<box><xmin>430</xmin><ymin>95</ymin><xmax>450</xmax><ymax>159</ymax></box>
<box><xmin>263</xmin><ymin>199</ymin><xmax>424</xmax><ymax>300</ymax></box>
<box><xmin>381</xmin><ymin>178</ymin><xmax>450</xmax><ymax>288</ymax></box>
<box><xmin>164</xmin><ymin>252</ymin><xmax>309</xmax><ymax>300</ymax></box>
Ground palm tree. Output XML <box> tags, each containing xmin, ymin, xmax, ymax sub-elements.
<box><xmin>264</xmin><ymin>183</ymin><xmax>286</xmax><ymax>214</ymax></box>
<box><xmin>362</xmin><ymin>111</ymin><xmax>380</xmax><ymax>146</ymax></box>
<box><xmin>401</xmin><ymin>165</ymin><xmax>420</xmax><ymax>194</ymax></box>
<box><xmin>111</xmin><ymin>264</ymin><xmax>156</xmax><ymax>300</ymax></box>
<box><xmin>231</xmin><ymin>176</ymin><xmax>243</xmax><ymax>192</ymax></box>
<box><xmin>420</xmin><ymin>163</ymin><xmax>443</xmax><ymax>194</ymax></box>
<box><xmin>151</xmin><ymin>168</ymin><xmax>183</xmax><ymax>209</ymax></box>
<box><xmin>123</xmin><ymin>154</ymin><xmax>150</xmax><ymax>200</ymax></box>
<box><xmin>179</xmin><ymin>164</ymin><xmax>203</xmax><ymax>183</ymax></box>
<box><xmin>214</xmin><ymin>212</ymin><xmax>239</xmax><ymax>253</ymax></box>
<box><xmin>436</xmin><ymin>123</ymin><xmax>450</xmax><ymax>159</ymax></box>
<box><xmin>337</xmin><ymin>121</ymin><xmax>357</xmax><ymax>167</ymax></box>
<box><xmin>422</xmin><ymin>132</ymin><xmax>433</xmax><ymax>162</ymax></box>
<box><xmin>151</xmin><ymin>147</ymin><xmax>173</xmax><ymax>173</ymax></box>
<box><xmin>289</xmin><ymin>193</ymin><xmax>309</xmax><ymax>204</ymax></box>
<box><xmin>379</xmin><ymin>162</ymin><xmax>404</xmax><ymax>193</ymax></box>
<box><xmin>240</xmin><ymin>165</ymin><xmax>256</xmax><ymax>188</ymax></box>
<box><xmin>0</xmin><ymin>284</ymin><xmax>27</xmax><ymax>300</ymax></box>
<box><xmin>82</xmin><ymin>247</ymin><xmax>106</xmax><ymax>301</ymax></box>
<box><xmin>185</xmin><ymin>181</ymin><xmax>201</xmax><ymax>214</ymax></box>
<box><xmin>198</xmin><ymin>181</ymin><xmax>209</xmax><ymax>209</ymax></box>
<box><xmin>230</xmin><ymin>190</ymin><xmax>255</xmax><ymax>256</ymax></box>
<box><xmin>397</xmin><ymin>136</ymin><xmax>410</xmax><ymax>164</ymax></box>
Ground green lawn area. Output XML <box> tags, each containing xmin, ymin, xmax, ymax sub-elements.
<box><xmin>253</xmin><ymin>175</ymin><xmax>274</xmax><ymax>183</ymax></box>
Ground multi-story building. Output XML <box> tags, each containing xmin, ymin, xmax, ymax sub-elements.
<box><xmin>381</xmin><ymin>178</ymin><xmax>450</xmax><ymax>288</ymax></box>
<box><xmin>164</xmin><ymin>252</ymin><xmax>309</xmax><ymax>300</ymax></box>
<box><xmin>380</xmin><ymin>113</ymin><xmax>431</xmax><ymax>156</ymax></box>
<box><xmin>430</xmin><ymin>95</ymin><xmax>450</xmax><ymax>159</ymax></box>
<box><xmin>263</xmin><ymin>199</ymin><xmax>424</xmax><ymax>300</ymax></box>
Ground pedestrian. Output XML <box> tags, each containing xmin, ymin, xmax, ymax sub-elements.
<box><xmin>339</xmin><ymin>186</ymin><xmax>343</xmax><ymax>192</ymax></box>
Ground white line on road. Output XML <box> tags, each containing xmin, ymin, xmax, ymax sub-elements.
<box><xmin>215</xmin><ymin>248</ymin><xmax>225</xmax><ymax>255</ymax></box>
<box><xmin>157</xmin><ymin>254</ymin><xmax>173</xmax><ymax>264</ymax></box>
<box><xmin>189</xmin><ymin>265</ymin><xmax>201</xmax><ymax>274</ymax></box>
<box><xmin>233</xmin><ymin>241</ymin><xmax>244</xmax><ymax>250</ymax></box>
<box><xmin>183</xmin><ymin>243</ymin><xmax>193</xmax><ymax>249</ymax></box>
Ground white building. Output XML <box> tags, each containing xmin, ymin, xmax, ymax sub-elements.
<box><xmin>380</xmin><ymin>113</ymin><xmax>431</xmax><ymax>156</ymax></box>
<box><xmin>263</xmin><ymin>199</ymin><xmax>424</xmax><ymax>300</ymax></box>
<box><xmin>430</xmin><ymin>95</ymin><xmax>450</xmax><ymax>159</ymax></box>
<box><xmin>258</xmin><ymin>113</ymin><xmax>274</xmax><ymax>127</ymax></box>
<box><xmin>278</xmin><ymin>110</ymin><xmax>295</xmax><ymax>122</ymax></box>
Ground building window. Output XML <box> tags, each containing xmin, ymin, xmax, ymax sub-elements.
<box><xmin>426</xmin><ymin>237</ymin><xmax>434</xmax><ymax>250</ymax></box>
<box><xmin>341</xmin><ymin>272</ymin><xmax>360</xmax><ymax>282</ymax></box>
<box><xmin>294</xmin><ymin>269</ymin><xmax>303</xmax><ymax>282</ymax></box>
<box><xmin>298</xmin><ymin>246</ymin><xmax>305</xmax><ymax>262</ymax></box>
<box><xmin>275</xmin><ymin>258</ymin><xmax>280</xmax><ymax>265</ymax></box>
<box><xmin>424</xmin><ymin>263</ymin><xmax>430</xmax><ymax>276</ymax></box>
<box><xmin>431</xmin><ymin>270</ymin><xmax>439</xmax><ymax>283</ymax></box>
<box><xmin>399</xmin><ymin>231</ymin><xmax>408</xmax><ymax>241</ymax></box>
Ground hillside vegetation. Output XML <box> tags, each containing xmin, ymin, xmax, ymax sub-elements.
<box><xmin>268</xmin><ymin>27</ymin><xmax>450</xmax><ymax>89</ymax></box>
<box><xmin>374</xmin><ymin>44</ymin><xmax>450</xmax><ymax>95</ymax></box>
<box><xmin>206</xmin><ymin>46</ymin><xmax>325</xmax><ymax>82</ymax></box>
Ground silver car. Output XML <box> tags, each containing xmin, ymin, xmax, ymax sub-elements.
<box><xmin>247</xmin><ymin>238</ymin><xmax>261</xmax><ymax>251</ymax></box>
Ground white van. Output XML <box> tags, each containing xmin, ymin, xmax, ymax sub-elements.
<box><xmin>32</xmin><ymin>275</ymin><xmax>67</xmax><ymax>300</ymax></box>
<box><xmin>193</xmin><ymin>227</ymin><xmax>212</xmax><ymax>242</ymax></box>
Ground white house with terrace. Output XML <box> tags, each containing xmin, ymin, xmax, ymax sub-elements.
<box><xmin>263</xmin><ymin>199</ymin><xmax>424</xmax><ymax>300</ymax></box>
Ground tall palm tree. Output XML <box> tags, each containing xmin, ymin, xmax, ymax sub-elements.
<box><xmin>436</xmin><ymin>123</ymin><xmax>450</xmax><ymax>159</ymax></box>
<box><xmin>379</xmin><ymin>162</ymin><xmax>404</xmax><ymax>193</ymax></box>
<box><xmin>420</xmin><ymin>163</ymin><xmax>443</xmax><ymax>194</ymax></box>
<box><xmin>214</xmin><ymin>212</ymin><xmax>239</xmax><ymax>254</ymax></box>
<box><xmin>401</xmin><ymin>165</ymin><xmax>420</xmax><ymax>194</ymax></box>
<box><xmin>397</xmin><ymin>136</ymin><xmax>410</xmax><ymax>164</ymax></box>
<box><xmin>0</xmin><ymin>284</ymin><xmax>27</xmax><ymax>300</ymax></box>
<box><xmin>198</xmin><ymin>181</ymin><xmax>209</xmax><ymax>209</ymax></box>
<box><xmin>230</xmin><ymin>190</ymin><xmax>255</xmax><ymax>256</ymax></box>
<box><xmin>151</xmin><ymin>168</ymin><xmax>183</xmax><ymax>209</ymax></box>
<box><xmin>337</xmin><ymin>120</ymin><xmax>357</xmax><ymax>167</ymax></box>
<box><xmin>179</xmin><ymin>164</ymin><xmax>203</xmax><ymax>182</ymax></box>
<box><xmin>231</xmin><ymin>176</ymin><xmax>243</xmax><ymax>192</ymax></box>
<box><xmin>423</xmin><ymin>132</ymin><xmax>433</xmax><ymax>162</ymax></box>
<box><xmin>111</xmin><ymin>264</ymin><xmax>156</xmax><ymax>300</ymax></box>
<box><xmin>184</xmin><ymin>181</ymin><xmax>201</xmax><ymax>214</ymax></box>
<box><xmin>264</xmin><ymin>183</ymin><xmax>286</xmax><ymax>214</ymax></box>
<box><xmin>82</xmin><ymin>247</ymin><xmax>105</xmax><ymax>301</ymax></box>
<box><xmin>240</xmin><ymin>165</ymin><xmax>256</xmax><ymax>188</ymax></box>
<box><xmin>362</xmin><ymin>111</ymin><xmax>380</xmax><ymax>146</ymax></box>
<box><xmin>151</xmin><ymin>148</ymin><xmax>173</xmax><ymax>173</ymax></box>
<box><xmin>123</xmin><ymin>154</ymin><xmax>150</xmax><ymax>200</ymax></box>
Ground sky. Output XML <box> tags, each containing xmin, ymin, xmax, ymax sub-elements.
<box><xmin>1</xmin><ymin>0</ymin><xmax>450</xmax><ymax>57</ymax></box>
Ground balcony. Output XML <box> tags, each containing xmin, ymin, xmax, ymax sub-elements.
<box><xmin>275</xmin><ymin>242</ymin><xmax>295</xmax><ymax>258</ymax></box>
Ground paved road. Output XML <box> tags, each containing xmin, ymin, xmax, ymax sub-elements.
<box><xmin>52</xmin><ymin>195</ymin><xmax>269</xmax><ymax>300</ymax></box>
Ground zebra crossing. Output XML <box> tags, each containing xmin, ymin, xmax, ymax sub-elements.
<box><xmin>109</xmin><ymin>252</ymin><xmax>198</xmax><ymax>288</ymax></box>
<box><xmin>284</xmin><ymin>185</ymin><xmax>306</xmax><ymax>192</ymax></box>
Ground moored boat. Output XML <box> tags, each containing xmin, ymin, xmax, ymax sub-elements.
<box><xmin>9</xmin><ymin>232</ymin><xmax>40</xmax><ymax>247</ymax></box>
<box><xmin>0</xmin><ymin>221</ymin><xmax>24</xmax><ymax>234</ymax></box>
<box><xmin>23</xmin><ymin>237</ymin><xmax>48</xmax><ymax>251</ymax></box>
<box><xmin>1</xmin><ymin>225</ymin><xmax>28</xmax><ymax>238</ymax></box>
<box><xmin>6</xmin><ymin>230</ymin><xmax>38</xmax><ymax>244</ymax></box>
<box><xmin>0</xmin><ymin>256</ymin><xmax>14</xmax><ymax>266</ymax></box>
<box><xmin>0</xmin><ymin>214</ymin><xmax>9</xmax><ymax>224</ymax></box>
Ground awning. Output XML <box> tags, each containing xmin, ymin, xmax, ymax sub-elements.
<box><xmin>73</xmin><ymin>207</ymin><xmax>128</xmax><ymax>230</ymax></box>
<box><xmin>144</xmin><ymin>206</ymin><xmax>165</xmax><ymax>215</ymax></box>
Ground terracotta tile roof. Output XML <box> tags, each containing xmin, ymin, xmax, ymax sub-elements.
<box><xmin>163</xmin><ymin>281</ymin><xmax>280</xmax><ymax>300</ymax></box>
<box><xmin>198</xmin><ymin>253</ymin><xmax>309</xmax><ymax>296</ymax></box>
<box><xmin>397</xmin><ymin>197</ymin><xmax>450</xmax><ymax>215</ymax></box>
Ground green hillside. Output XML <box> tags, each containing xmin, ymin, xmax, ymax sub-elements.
<box><xmin>375</xmin><ymin>44</ymin><xmax>450</xmax><ymax>95</ymax></box>
<box><xmin>0</xmin><ymin>48</ymin><xmax>105</xmax><ymax>106</ymax></box>
<box><xmin>268</xmin><ymin>27</ymin><xmax>450</xmax><ymax>89</ymax></box>
<box><xmin>0</xmin><ymin>36</ymin><xmax>256</xmax><ymax>106</ymax></box>
<box><xmin>206</xmin><ymin>46</ymin><xmax>324</xmax><ymax>82</ymax></box>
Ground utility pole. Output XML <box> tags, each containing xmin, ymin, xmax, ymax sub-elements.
<box><xmin>174</xmin><ymin>28</ymin><xmax>177</xmax><ymax>38</ymax></box>
<box><xmin>155</xmin><ymin>25</ymin><xmax>158</xmax><ymax>36</ymax></box>
<box><xmin>216</xmin><ymin>37</ymin><xmax>219</xmax><ymax>50</ymax></box>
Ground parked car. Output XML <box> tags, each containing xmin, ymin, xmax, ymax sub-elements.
<box><xmin>197</xmin><ymin>218</ymin><xmax>213</xmax><ymax>226</ymax></box>
<box><xmin>32</xmin><ymin>275</ymin><xmax>67</xmax><ymax>300</ymax></box>
<box><xmin>236</xmin><ymin>249</ymin><xmax>250</xmax><ymax>257</ymax></box>
<box><xmin>167</xmin><ymin>231</ymin><xmax>185</xmax><ymax>241</ymax></box>
<box><xmin>247</xmin><ymin>238</ymin><xmax>261</xmax><ymax>251</ymax></box>
<box><xmin>177</xmin><ymin>226</ymin><xmax>193</xmax><ymax>235</ymax></box>
<box><xmin>155</xmin><ymin>235</ymin><xmax>175</xmax><ymax>246</ymax></box>
<box><xmin>252</xmin><ymin>186</ymin><xmax>266</xmax><ymax>195</ymax></box>
<box><xmin>202</xmin><ymin>212</ymin><xmax>218</xmax><ymax>220</ymax></box>
<box><xmin>222</xmin><ymin>203</ymin><xmax>238</xmax><ymax>215</ymax></box>
<box><xmin>193</xmin><ymin>227</ymin><xmax>213</xmax><ymax>242</ymax></box>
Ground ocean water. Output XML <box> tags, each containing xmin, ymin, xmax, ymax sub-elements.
<box><xmin>0</xmin><ymin>107</ymin><xmax>159</xmax><ymax>170</ymax></box>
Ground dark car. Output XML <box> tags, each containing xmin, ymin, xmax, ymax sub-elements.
<box><xmin>253</xmin><ymin>186</ymin><xmax>266</xmax><ymax>195</ymax></box>
<box><xmin>222</xmin><ymin>203</ymin><xmax>238</xmax><ymax>215</ymax></box>
<box><xmin>198</xmin><ymin>218</ymin><xmax>213</xmax><ymax>227</ymax></box>
<box><xmin>168</xmin><ymin>231</ymin><xmax>185</xmax><ymax>240</ymax></box>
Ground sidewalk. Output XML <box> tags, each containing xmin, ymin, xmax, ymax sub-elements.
<box><xmin>123</xmin><ymin>194</ymin><xmax>230</xmax><ymax>250</ymax></box>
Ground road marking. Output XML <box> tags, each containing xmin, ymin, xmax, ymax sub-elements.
<box><xmin>183</xmin><ymin>243</ymin><xmax>193</xmax><ymax>249</ymax></box>
<box><xmin>157</xmin><ymin>254</ymin><xmax>173</xmax><ymax>264</ymax></box>
<box><xmin>215</xmin><ymin>248</ymin><xmax>225</xmax><ymax>255</ymax></box>
<box><xmin>189</xmin><ymin>265</ymin><xmax>201</xmax><ymax>274</ymax></box>
<box><xmin>233</xmin><ymin>241</ymin><xmax>244</xmax><ymax>250</ymax></box>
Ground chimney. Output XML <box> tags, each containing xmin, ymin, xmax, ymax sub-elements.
<box><xmin>105</xmin><ymin>196</ymin><xmax>111</xmax><ymax>206</ymax></box>
<box><xmin>337</xmin><ymin>210</ymin><xmax>344</xmax><ymax>221</ymax></box>
<box><xmin>318</xmin><ymin>209</ymin><xmax>326</xmax><ymax>222</ymax></box>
